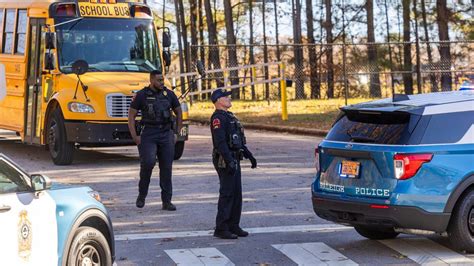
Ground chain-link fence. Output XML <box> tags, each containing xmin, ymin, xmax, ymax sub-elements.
<box><xmin>182</xmin><ymin>41</ymin><xmax>473</xmax><ymax>101</ymax></box>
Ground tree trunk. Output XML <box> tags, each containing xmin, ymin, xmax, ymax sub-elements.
<box><xmin>421</xmin><ymin>0</ymin><xmax>438</xmax><ymax>92</ymax></box>
<box><xmin>262</xmin><ymin>0</ymin><xmax>270</xmax><ymax>100</ymax></box>
<box><xmin>402</xmin><ymin>0</ymin><xmax>413</xmax><ymax>94</ymax></box>
<box><xmin>273</xmin><ymin>0</ymin><xmax>281</xmax><ymax>63</ymax></box>
<box><xmin>178</xmin><ymin>0</ymin><xmax>189</xmax><ymax>73</ymax></box>
<box><xmin>306</xmin><ymin>0</ymin><xmax>320</xmax><ymax>99</ymax></box>
<box><xmin>189</xmin><ymin>0</ymin><xmax>198</xmax><ymax>62</ymax></box>
<box><xmin>436</xmin><ymin>0</ymin><xmax>452</xmax><ymax>91</ymax></box>
<box><xmin>223</xmin><ymin>0</ymin><xmax>239</xmax><ymax>98</ymax></box>
<box><xmin>203</xmin><ymin>0</ymin><xmax>224</xmax><ymax>87</ymax></box>
<box><xmin>189</xmin><ymin>0</ymin><xmax>198</xmax><ymax>98</ymax></box>
<box><xmin>174</xmin><ymin>0</ymin><xmax>186</xmax><ymax>93</ymax></box>
<box><xmin>383</xmin><ymin>0</ymin><xmax>395</xmax><ymax>96</ymax></box>
<box><xmin>325</xmin><ymin>0</ymin><xmax>334</xmax><ymax>98</ymax></box>
<box><xmin>293</xmin><ymin>0</ymin><xmax>305</xmax><ymax>99</ymax></box>
<box><xmin>198</xmin><ymin>0</ymin><xmax>209</xmax><ymax>97</ymax></box>
<box><xmin>366</xmin><ymin>0</ymin><xmax>381</xmax><ymax>97</ymax></box>
<box><xmin>249</xmin><ymin>0</ymin><xmax>256</xmax><ymax>100</ymax></box>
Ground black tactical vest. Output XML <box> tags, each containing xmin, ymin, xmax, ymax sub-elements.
<box><xmin>141</xmin><ymin>88</ymin><xmax>172</xmax><ymax>125</ymax></box>
<box><xmin>228</xmin><ymin>113</ymin><xmax>246</xmax><ymax>150</ymax></box>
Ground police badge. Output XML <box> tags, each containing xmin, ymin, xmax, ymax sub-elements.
<box><xmin>18</xmin><ymin>210</ymin><xmax>32</xmax><ymax>261</ymax></box>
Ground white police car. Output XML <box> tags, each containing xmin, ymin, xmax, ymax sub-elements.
<box><xmin>0</xmin><ymin>153</ymin><xmax>114</xmax><ymax>265</ymax></box>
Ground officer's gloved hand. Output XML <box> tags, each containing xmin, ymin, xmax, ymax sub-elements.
<box><xmin>249</xmin><ymin>155</ymin><xmax>257</xmax><ymax>169</ymax></box>
<box><xmin>227</xmin><ymin>160</ymin><xmax>237</xmax><ymax>176</ymax></box>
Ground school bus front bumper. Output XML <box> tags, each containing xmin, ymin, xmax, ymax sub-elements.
<box><xmin>64</xmin><ymin>121</ymin><xmax>134</xmax><ymax>146</ymax></box>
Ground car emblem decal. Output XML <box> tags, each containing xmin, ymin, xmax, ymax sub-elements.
<box><xmin>18</xmin><ymin>210</ymin><xmax>32</xmax><ymax>260</ymax></box>
<box><xmin>345</xmin><ymin>144</ymin><xmax>353</xmax><ymax>149</ymax></box>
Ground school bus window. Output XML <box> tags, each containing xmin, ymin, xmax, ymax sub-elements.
<box><xmin>2</xmin><ymin>9</ymin><xmax>15</xmax><ymax>54</ymax></box>
<box><xmin>0</xmin><ymin>9</ymin><xmax>4</xmax><ymax>51</ymax></box>
<box><xmin>56</xmin><ymin>18</ymin><xmax>162</xmax><ymax>73</ymax></box>
<box><xmin>15</xmin><ymin>10</ymin><xmax>27</xmax><ymax>55</ymax></box>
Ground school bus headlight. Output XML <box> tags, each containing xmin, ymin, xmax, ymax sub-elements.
<box><xmin>68</xmin><ymin>102</ymin><xmax>95</xmax><ymax>113</ymax></box>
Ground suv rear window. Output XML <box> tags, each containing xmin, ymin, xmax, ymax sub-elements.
<box><xmin>326</xmin><ymin>111</ymin><xmax>416</xmax><ymax>145</ymax></box>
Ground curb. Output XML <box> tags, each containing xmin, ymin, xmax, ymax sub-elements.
<box><xmin>190</xmin><ymin>119</ymin><xmax>328</xmax><ymax>137</ymax></box>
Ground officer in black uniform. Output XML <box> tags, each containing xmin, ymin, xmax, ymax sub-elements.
<box><xmin>128</xmin><ymin>70</ymin><xmax>182</xmax><ymax>210</ymax></box>
<box><xmin>210</xmin><ymin>89</ymin><xmax>257</xmax><ymax>239</ymax></box>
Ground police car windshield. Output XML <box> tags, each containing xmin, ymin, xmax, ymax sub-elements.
<box><xmin>55</xmin><ymin>18</ymin><xmax>162</xmax><ymax>73</ymax></box>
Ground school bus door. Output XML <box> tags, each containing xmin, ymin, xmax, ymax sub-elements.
<box><xmin>24</xmin><ymin>18</ymin><xmax>45</xmax><ymax>144</ymax></box>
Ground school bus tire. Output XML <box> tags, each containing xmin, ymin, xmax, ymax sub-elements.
<box><xmin>174</xmin><ymin>141</ymin><xmax>185</xmax><ymax>160</ymax></box>
<box><xmin>48</xmin><ymin>108</ymin><xmax>74</xmax><ymax>165</ymax></box>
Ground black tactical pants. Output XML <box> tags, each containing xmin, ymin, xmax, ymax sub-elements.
<box><xmin>213</xmin><ymin>155</ymin><xmax>242</xmax><ymax>232</ymax></box>
<box><xmin>138</xmin><ymin>126</ymin><xmax>175</xmax><ymax>203</ymax></box>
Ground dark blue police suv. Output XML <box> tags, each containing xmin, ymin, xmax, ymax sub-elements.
<box><xmin>312</xmin><ymin>90</ymin><xmax>474</xmax><ymax>252</ymax></box>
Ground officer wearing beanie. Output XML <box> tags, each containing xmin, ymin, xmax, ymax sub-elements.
<box><xmin>128</xmin><ymin>70</ymin><xmax>182</xmax><ymax>210</ymax></box>
<box><xmin>210</xmin><ymin>89</ymin><xmax>257</xmax><ymax>239</ymax></box>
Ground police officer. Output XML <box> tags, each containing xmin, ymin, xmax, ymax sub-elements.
<box><xmin>128</xmin><ymin>70</ymin><xmax>182</xmax><ymax>210</ymax></box>
<box><xmin>210</xmin><ymin>89</ymin><xmax>257</xmax><ymax>239</ymax></box>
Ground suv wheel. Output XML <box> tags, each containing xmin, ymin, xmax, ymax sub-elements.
<box><xmin>448</xmin><ymin>189</ymin><xmax>474</xmax><ymax>252</ymax></box>
<box><xmin>66</xmin><ymin>226</ymin><xmax>112</xmax><ymax>266</ymax></box>
<box><xmin>354</xmin><ymin>226</ymin><xmax>399</xmax><ymax>240</ymax></box>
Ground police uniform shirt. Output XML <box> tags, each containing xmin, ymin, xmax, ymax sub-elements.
<box><xmin>211</xmin><ymin>110</ymin><xmax>236</xmax><ymax>164</ymax></box>
<box><xmin>130</xmin><ymin>86</ymin><xmax>180</xmax><ymax>116</ymax></box>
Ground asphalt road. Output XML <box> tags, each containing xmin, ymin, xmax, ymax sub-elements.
<box><xmin>1</xmin><ymin>125</ymin><xmax>473</xmax><ymax>265</ymax></box>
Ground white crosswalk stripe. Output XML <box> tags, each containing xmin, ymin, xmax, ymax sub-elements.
<box><xmin>379</xmin><ymin>238</ymin><xmax>474</xmax><ymax>265</ymax></box>
<box><xmin>272</xmin><ymin>242</ymin><xmax>358</xmax><ymax>265</ymax></box>
<box><xmin>165</xmin><ymin>247</ymin><xmax>234</xmax><ymax>266</ymax></box>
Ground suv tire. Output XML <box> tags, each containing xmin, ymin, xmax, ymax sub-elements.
<box><xmin>354</xmin><ymin>225</ymin><xmax>399</xmax><ymax>240</ymax></box>
<box><xmin>448</xmin><ymin>189</ymin><xmax>474</xmax><ymax>253</ymax></box>
<box><xmin>66</xmin><ymin>226</ymin><xmax>112</xmax><ymax>266</ymax></box>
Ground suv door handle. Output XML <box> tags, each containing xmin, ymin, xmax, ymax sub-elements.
<box><xmin>0</xmin><ymin>205</ymin><xmax>11</xmax><ymax>213</ymax></box>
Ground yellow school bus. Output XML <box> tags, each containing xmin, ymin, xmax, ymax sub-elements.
<box><xmin>0</xmin><ymin>0</ymin><xmax>189</xmax><ymax>165</ymax></box>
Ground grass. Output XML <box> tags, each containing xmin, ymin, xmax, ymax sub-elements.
<box><xmin>188</xmin><ymin>98</ymin><xmax>373</xmax><ymax>131</ymax></box>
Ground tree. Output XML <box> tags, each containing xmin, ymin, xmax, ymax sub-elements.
<box><xmin>178</xmin><ymin>0</ymin><xmax>190</xmax><ymax>73</ymax></box>
<box><xmin>382</xmin><ymin>0</ymin><xmax>395</xmax><ymax>96</ymax></box>
<box><xmin>223</xmin><ymin>0</ymin><xmax>240</xmax><ymax>98</ymax></box>
<box><xmin>402</xmin><ymin>0</ymin><xmax>413</xmax><ymax>94</ymax></box>
<box><xmin>325</xmin><ymin>0</ymin><xmax>334</xmax><ymax>98</ymax></box>
<box><xmin>203</xmin><ymin>0</ymin><xmax>224</xmax><ymax>87</ymax></box>
<box><xmin>366</xmin><ymin>0</ymin><xmax>381</xmax><ymax>97</ymax></box>
<box><xmin>306</xmin><ymin>0</ymin><xmax>320</xmax><ymax>98</ymax></box>
<box><xmin>292</xmin><ymin>0</ymin><xmax>305</xmax><ymax>99</ymax></box>
<box><xmin>174</xmin><ymin>0</ymin><xmax>186</xmax><ymax>93</ymax></box>
<box><xmin>248</xmin><ymin>0</ymin><xmax>256</xmax><ymax>100</ymax></box>
<box><xmin>262</xmin><ymin>0</ymin><xmax>270</xmax><ymax>100</ymax></box>
<box><xmin>436</xmin><ymin>0</ymin><xmax>452</xmax><ymax>91</ymax></box>
<box><xmin>421</xmin><ymin>0</ymin><xmax>438</xmax><ymax>92</ymax></box>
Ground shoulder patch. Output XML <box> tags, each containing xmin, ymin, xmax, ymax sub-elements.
<box><xmin>212</xmin><ymin>118</ymin><xmax>221</xmax><ymax>129</ymax></box>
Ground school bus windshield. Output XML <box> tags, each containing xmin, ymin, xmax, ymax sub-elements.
<box><xmin>55</xmin><ymin>18</ymin><xmax>162</xmax><ymax>73</ymax></box>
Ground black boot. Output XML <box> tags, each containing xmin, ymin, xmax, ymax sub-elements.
<box><xmin>162</xmin><ymin>202</ymin><xmax>177</xmax><ymax>211</ymax></box>
<box><xmin>136</xmin><ymin>195</ymin><xmax>146</xmax><ymax>208</ymax></box>
<box><xmin>230</xmin><ymin>227</ymin><xmax>249</xmax><ymax>237</ymax></box>
<box><xmin>213</xmin><ymin>230</ymin><xmax>238</xmax><ymax>239</ymax></box>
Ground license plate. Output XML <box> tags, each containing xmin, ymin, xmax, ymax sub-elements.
<box><xmin>339</xmin><ymin>160</ymin><xmax>360</xmax><ymax>178</ymax></box>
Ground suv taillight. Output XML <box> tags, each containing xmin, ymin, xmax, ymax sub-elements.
<box><xmin>315</xmin><ymin>146</ymin><xmax>320</xmax><ymax>172</ymax></box>
<box><xmin>393</xmin><ymin>153</ymin><xmax>433</xmax><ymax>180</ymax></box>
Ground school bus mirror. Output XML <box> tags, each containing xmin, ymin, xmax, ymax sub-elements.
<box><xmin>196</xmin><ymin>60</ymin><xmax>206</xmax><ymax>77</ymax></box>
<box><xmin>71</xmin><ymin>60</ymin><xmax>89</xmax><ymax>75</ymax></box>
<box><xmin>162</xmin><ymin>51</ymin><xmax>171</xmax><ymax>67</ymax></box>
<box><xmin>162</xmin><ymin>31</ymin><xmax>171</xmax><ymax>48</ymax></box>
<box><xmin>45</xmin><ymin>32</ymin><xmax>56</xmax><ymax>50</ymax></box>
<box><xmin>44</xmin><ymin>52</ymin><xmax>56</xmax><ymax>70</ymax></box>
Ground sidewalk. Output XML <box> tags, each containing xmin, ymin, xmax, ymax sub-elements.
<box><xmin>190</xmin><ymin>119</ymin><xmax>328</xmax><ymax>137</ymax></box>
